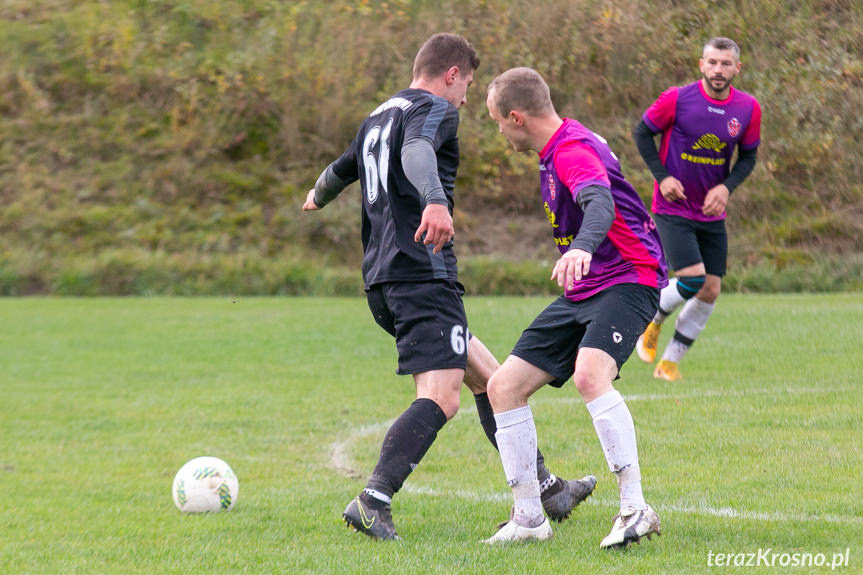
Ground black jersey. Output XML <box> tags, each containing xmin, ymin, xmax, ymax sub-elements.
<box><xmin>329</xmin><ymin>89</ymin><xmax>460</xmax><ymax>288</ymax></box>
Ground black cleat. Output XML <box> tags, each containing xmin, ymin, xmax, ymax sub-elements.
<box><xmin>541</xmin><ymin>475</ymin><xmax>597</xmax><ymax>522</ymax></box>
<box><xmin>343</xmin><ymin>492</ymin><xmax>400</xmax><ymax>540</ymax></box>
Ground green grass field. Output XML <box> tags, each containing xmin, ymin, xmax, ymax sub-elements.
<box><xmin>2</xmin><ymin>295</ymin><xmax>861</xmax><ymax>574</ymax></box>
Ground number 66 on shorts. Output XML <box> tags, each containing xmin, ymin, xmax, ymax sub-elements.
<box><xmin>366</xmin><ymin>280</ymin><xmax>470</xmax><ymax>375</ymax></box>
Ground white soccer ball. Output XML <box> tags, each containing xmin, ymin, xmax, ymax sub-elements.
<box><xmin>172</xmin><ymin>456</ymin><xmax>239</xmax><ymax>513</ymax></box>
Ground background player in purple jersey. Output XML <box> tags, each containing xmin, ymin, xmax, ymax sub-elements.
<box><xmin>633</xmin><ymin>37</ymin><xmax>761</xmax><ymax>381</ymax></box>
<box><xmin>483</xmin><ymin>67</ymin><xmax>666</xmax><ymax>547</ymax></box>
<box><xmin>303</xmin><ymin>34</ymin><xmax>594</xmax><ymax>541</ymax></box>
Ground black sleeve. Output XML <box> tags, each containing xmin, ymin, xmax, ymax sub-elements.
<box><xmin>571</xmin><ymin>185</ymin><xmax>615</xmax><ymax>254</ymax></box>
<box><xmin>329</xmin><ymin>140</ymin><xmax>360</xmax><ymax>182</ymax></box>
<box><xmin>633</xmin><ymin>120</ymin><xmax>670</xmax><ymax>183</ymax></box>
<box><xmin>722</xmin><ymin>146</ymin><xmax>758</xmax><ymax>194</ymax></box>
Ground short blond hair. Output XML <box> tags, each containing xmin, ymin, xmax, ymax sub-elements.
<box><xmin>487</xmin><ymin>67</ymin><xmax>555</xmax><ymax>118</ymax></box>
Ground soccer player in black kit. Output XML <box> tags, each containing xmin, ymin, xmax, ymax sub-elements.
<box><xmin>303</xmin><ymin>33</ymin><xmax>594</xmax><ymax>540</ymax></box>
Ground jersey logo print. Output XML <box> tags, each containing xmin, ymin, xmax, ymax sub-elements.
<box><xmin>544</xmin><ymin>202</ymin><xmax>559</xmax><ymax>228</ymax></box>
<box><xmin>691</xmin><ymin>133</ymin><xmax>727</xmax><ymax>153</ymax></box>
<box><xmin>727</xmin><ymin>117</ymin><xmax>741</xmax><ymax>137</ymax></box>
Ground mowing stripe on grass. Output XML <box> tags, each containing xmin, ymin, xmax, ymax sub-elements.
<box><xmin>330</xmin><ymin>421</ymin><xmax>393</xmax><ymax>480</ymax></box>
<box><xmin>398</xmin><ymin>487</ymin><xmax>863</xmax><ymax>526</ymax></box>
<box><xmin>535</xmin><ymin>385</ymin><xmax>856</xmax><ymax>405</ymax></box>
<box><xmin>330</xmin><ymin>383</ymin><xmax>860</xmax><ymax>527</ymax></box>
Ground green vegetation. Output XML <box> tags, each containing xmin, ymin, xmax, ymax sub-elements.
<box><xmin>1</xmin><ymin>1</ymin><xmax>861</xmax><ymax>294</ymax></box>
<box><xmin>2</xmin><ymin>295</ymin><xmax>861</xmax><ymax>573</ymax></box>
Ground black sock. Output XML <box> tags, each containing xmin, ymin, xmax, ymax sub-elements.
<box><xmin>474</xmin><ymin>392</ymin><xmax>499</xmax><ymax>447</ymax></box>
<box><xmin>366</xmin><ymin>398</ymin><xmax>447</xmax><ymax>498</ymax></box>
<box><xmin>473</xmin><ymin>392</ymin><xmax>552</xmax><ymax>487</ymax></box>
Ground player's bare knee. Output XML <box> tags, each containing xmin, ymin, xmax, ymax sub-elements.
<box><xmin>572</xmin><ymin>370</ymin><xmax>605</xmax><ymax>399</ymax></box>
<box><xmin>487</xmin><ymin>372</ymin><xmax>519</xmax><ymax>410</ymax></box>
<box><xmin>434</xmin><ymin>395</ymin><xmax>460</xmax><ymax>420</ymax></box>
<box><xmin>486</xmin><ymin>372</ymin><xmax>503</xmax><ymax>403</ymax></box>
<box><xmin>462</xmin><ymin>366</ymin><xmax>488</xmax><ymax>394</ymax></box>
<box><xmin>698</xmin><ymin>277</ymin><xmax>721</xmax><ymax>302</ymax></box>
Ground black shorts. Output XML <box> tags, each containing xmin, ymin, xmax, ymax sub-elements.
<box><xmin>366</xmin><ymin>280</ymin><xmax>469</xmax><ymax>375</ymax></box>
<box><xmin>511</xmin><ymin>283</ymin><xmax>659</xmax><ymax>387</ymax></box>
<box><xmin>654</xmin><ymin>213</ymin><xmax>727</xmax><ymax>276</ymax></box>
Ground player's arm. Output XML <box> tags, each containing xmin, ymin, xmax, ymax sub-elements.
<box><xmin>703</xmin><ymin>146</ymin><xmax>758</xmax><ymax>216</ymax></box>
<box><xmin>632</xmin><ymin>120</ymin><xmax>670</xmax><ymax>184</ymax></box>
<box><xmin>302</xmin><ymin>147</ymin><xmax>359</xmax><ymax>212</ymax></box>
<box><xmin>402</xmin><ymin>138</ymin><xmax>449</xmax><ymax>207</ymax></box>
<box><xmin>402</xmin><ymin>137</ymin><xmax>453</xmax><ymax>254</ymax></box>
<box><xmin>549</xmin><ymin>142</ymin><xmax>615</xmax><ymax>289</ymax></box>
<box><xmin>572</xmin><ymin>185</ymin><xmax>615</xmax><ymax>253</ymax></box>
<box><xmin>551</xmin><ymin>185</ymin><xmax>615</xmax><ymax>289</ymax></box>
<box><xmin>633</xmin><ymin>120</ymin><xmax>685</xmax><ymax>201</ymax></box>
<box><xmin>725</xmin><ymin>97</ymin><xmax>761</xmax><ymax>194</ymax></box>
<box><xmin>635</xmin><ymin>87</ymin><xmax>686</xmax><ymax>201</ymax></box>
<box><xmin>705</xmin><ymin>98</ymin><xmax>761</xmax><ymax>216</ymax></box>
<box><xmin>722</xmin><ymin>146</ymin><xmax>758</xmax><ymax>194</ymax></box>
<box><xmin>402</xmin><ymin>98</ymin><xmax>458</xmax><ymax>254</ymax></box>
<box><xmin>302</xmin><ymin>164</ymin><xmax>354</xmax><ymax>211</ymax></box>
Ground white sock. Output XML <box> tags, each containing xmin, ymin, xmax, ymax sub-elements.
<box><xmin>586</xmin><ymin>390</ymin><xmax>646</xmax><ymax>510</ymax></box>
<box><xmin>663</xmin><ymin>338</ymin><xmax>690</xmax><ymax>363</ymax></box>
<box><xmin>676</xmin><ymin>297</ymin><xmax>714</xmax><ymax>340</ymax></box>
<box><xmin>664</xmin><ymin>298</ymin><xmax>715</xmax><ymax>363</ymax></box>
<box><xmin>494</xmin><ymin>406</ymin><xmax>543</xmax><ymax>527</ymax></box>
<box><xmin>654</xmin><ymin>278</ymin><xmax>686</xmax><ymax>324</ymax></box>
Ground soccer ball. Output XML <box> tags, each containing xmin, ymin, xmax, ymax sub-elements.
<box><xmin>172</xmin><ymin>456</ymin><xmax>239</xmax><ymax>513</ymax></box>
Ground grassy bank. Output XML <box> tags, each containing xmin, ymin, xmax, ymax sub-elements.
<box><xmin>1</xmin><ymin>1</ymin><xmax>861</xmax><ymax>294</ymax></box>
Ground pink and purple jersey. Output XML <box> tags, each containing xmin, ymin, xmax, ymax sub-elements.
<box><xmin>539</xmin><ymin>119</ymin><xmax>668</xmax><ymax>302</ymax></box>
<box><xmin>643</xmin><ymin>81</ymin><xmax>761</xmax><ymax>221</ymax></box>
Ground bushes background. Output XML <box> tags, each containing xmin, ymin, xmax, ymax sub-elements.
<box><xmin>1</xmin><ymin>0</ymin><xmax>861</xmax><ymax>295</ymax></box>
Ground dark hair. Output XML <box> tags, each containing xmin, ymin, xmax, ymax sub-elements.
<box><xmin>704</xmin><ymin>37</ymin><xmax>740</xmax><ymax>60</ymax></box>
<box><xmin>487</xmin><ymin>67</ymin><xmax>554</xmax><ymax>117</ymax></box>
<box><xmin>413</xmin><ymin>33</ymin><xmax>480</xmax><ymax>79</ymax></box>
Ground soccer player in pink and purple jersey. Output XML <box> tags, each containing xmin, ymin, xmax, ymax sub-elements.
<box><xmin>483</xmin><ymin>67</ymin><xmax>666</xmax><ymax>548</ymax></box>
<box><xmin>634</xmin><ymin>37</ymin><xmax>761</xmax><ymax>381</ymax></box>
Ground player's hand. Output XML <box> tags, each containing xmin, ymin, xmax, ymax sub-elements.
<box><xmin>551</xmin><ymin>248</ymin><xmax>592</xmax><ymax>291</ymax></box>
<box><xmin>659</xmin><ymin>176</ymin><xmax>686</xmax><ymax>202</ymax></box>
<box><xmin>302</xmin><ymin>189</ymin><xmax>321</xmax><ymax>211</ymax></box>
<box><xmin>414</xmin><ymin>203</ymin><xmax>454</xmax><ymax>254</ymax></box>
<box><xmin>702</xmin><ymin>184</ymin><xmax>730</xmax><ymax>216</ymax></box>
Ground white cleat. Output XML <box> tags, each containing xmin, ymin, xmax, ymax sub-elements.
<box><xmin>599</xmin><ymin>505</ymin><xmax>661</xmax><ymax>549</ymax></box>
<box><xmin>484</xmin><ymin>517</ymin><xmax>553</xmax><ymax>544</ymax></box>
